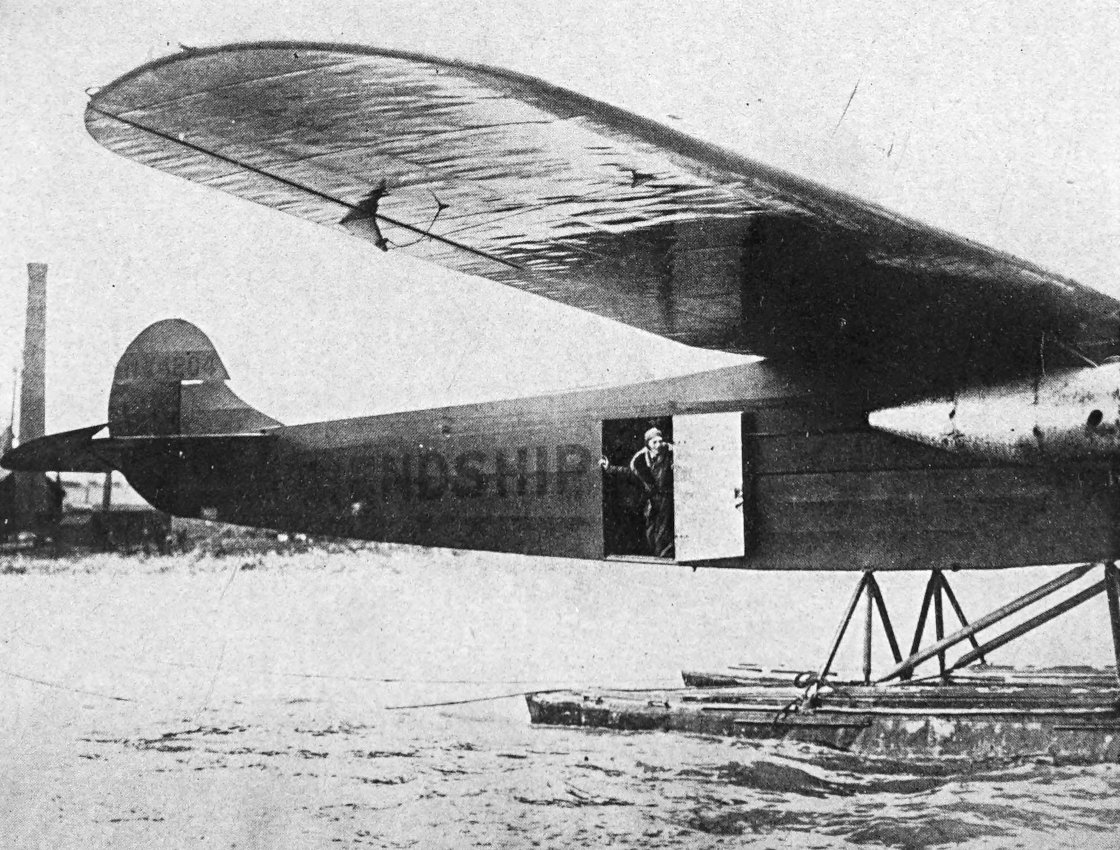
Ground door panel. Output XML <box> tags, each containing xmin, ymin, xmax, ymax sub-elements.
<box><xmin>674</xmin><ymin>412</ymin><xmax>745</xmax><ymax>561</ymax></box>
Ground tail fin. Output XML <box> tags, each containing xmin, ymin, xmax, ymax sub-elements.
<box><xmin>108</xmin><ymin>319</ymin><xmax>279</xmax><ymax>436</ymax></box>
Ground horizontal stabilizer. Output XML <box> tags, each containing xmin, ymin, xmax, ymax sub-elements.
<box><xmin>1</xmin><ymin>424</ymin><xmax>113</xmax><ymax>472</ymax></box>
<box><xmin>1</xmin><ymin>425</ymin><xmax>276</xmax><ymax>473</ymax></box>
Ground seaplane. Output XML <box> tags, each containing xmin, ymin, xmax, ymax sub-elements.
<box><xmin>6</xmin><ymin>42</ymin><xmax>1120</xmax><ymax>762</ymax></box>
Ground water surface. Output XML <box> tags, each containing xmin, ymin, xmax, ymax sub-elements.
<box><xmin>2</xmin><ymin>548</ymin><xmax>1118</xmax><ymax>847</ymax></box>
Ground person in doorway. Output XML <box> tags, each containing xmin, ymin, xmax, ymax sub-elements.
<box><xmin>599</xmin><ymin>452</ymin><xmax>643</xmax><ymax>556</ymax></box>
<box><xmin>629</xmin><ymin>427</ymin><xmax>674</xmax><ymax>558</ymax></box>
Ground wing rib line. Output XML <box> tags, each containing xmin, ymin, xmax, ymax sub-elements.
<box><xmin>89</xmin><ymin>106</ymin><xmax>522</xmax><ymax>270</ymax></box>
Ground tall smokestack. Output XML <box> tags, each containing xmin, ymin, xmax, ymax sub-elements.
<box><xmin>20</xmin><ymin>263</ymin><xmax>47</xmax><ymax>442</ymax></box>
<box><xmin>13</xmin><ymin>263</ymin><xmax>52</xmax><ymax>532</ymax></box>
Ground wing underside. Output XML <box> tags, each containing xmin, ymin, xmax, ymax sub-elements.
<box><xmin>85</xmin><ymin>42</ymin><xmax>1120</xmax><ymax>395</ymax></box>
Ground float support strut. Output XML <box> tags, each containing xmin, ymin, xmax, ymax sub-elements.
<box><xmin>811</xmin><ymin>571</ymin><xmax>902</xmax><ymax>693</ymax></box>
<box><xmin>1105</xmin><ymin>562</ymin><xmax>1120</xmax><ymax>685</ymax></box>
<box><xmin>946</xmin><ymin>579</ymin><xmax>1106</xmax><ymax>673</ymax></box>
<box><xmin>879</xmin><ymin>562</ymin><xmax>1096</xmax><ymax>683</ymax></box>
<box><xmin>904</xmin><ymin>569</ymin><xmax>984</xmax><ymax>680</ymax></box>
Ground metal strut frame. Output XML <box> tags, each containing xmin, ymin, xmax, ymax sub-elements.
<box><xmin>804</xmin><ymin>562</ymin><xmax>1120</xmax><ymax>701</ymax></box>
<box><xmin>809</xmin><ymin>570</ymin><xmax>903</xmax><ymax>692</ymax></box>
<box><xmin>903</xmin><ymin>569</ymin><xmax>985</xmax><ymax>679</ymax></box>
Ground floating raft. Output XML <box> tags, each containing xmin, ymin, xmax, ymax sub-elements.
<box><xmin>526</xmin><ymin>666</ymin><xmax>1120</xmax><ymax>764</ymax></box>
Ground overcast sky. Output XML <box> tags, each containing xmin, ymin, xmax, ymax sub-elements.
<box><xmin>2</xmin><ymin>0</ymin><xmax>1117</xmax><ymax>431</ymax></box>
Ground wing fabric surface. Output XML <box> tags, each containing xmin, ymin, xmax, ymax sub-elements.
<box><xmin>85</xmin><ymin>43</ymin><xmax>1119</xmax><ymax>394</ymax></box>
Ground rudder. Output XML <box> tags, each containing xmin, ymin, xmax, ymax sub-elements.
<box><xmin>109</xmin><ymin>319</ymin><xmax>279</xmax><ymax>437</ymax></box>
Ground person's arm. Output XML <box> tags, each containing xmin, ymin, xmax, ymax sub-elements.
<box><xmin>601</xmin><ymin>460</ymin><xmax>637</xmax><ymax>481</ymax></box>
<box><xmin>629</xmin><ymin>449</ymin><xmax>654</xmax><ymax>491</ymax></box>
<box><xmin>629</xmin><ymin>448</ymin><xmax>646</xmax><ymax>474</ymax></box>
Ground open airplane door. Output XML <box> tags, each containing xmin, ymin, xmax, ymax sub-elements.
<box><xmin>673</xmin><ymin>412</ymin><xmax>745</xmax><ymax>562</ymax></box>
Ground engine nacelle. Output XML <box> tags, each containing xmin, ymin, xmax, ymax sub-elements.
<box><xmin>868</xmin><ymin>363</ymin><xmax>1120</xmax><ymax>463</ymax></box>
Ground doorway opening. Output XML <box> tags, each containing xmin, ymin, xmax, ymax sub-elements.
<box><xmin>601</xmin><ymin>417</ymin><xmax>673</xmax><ymax>559</ymax></box>
<box><xmin>601</xmin><ymin>411</ymin><xmax>748</xmax><ymax>563</ymax></box>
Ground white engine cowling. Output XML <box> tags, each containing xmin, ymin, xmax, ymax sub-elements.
<box><xmin>868</xmin><ymin>363</ymin><xmax>1120</xmax><ymax>463</ymax></box>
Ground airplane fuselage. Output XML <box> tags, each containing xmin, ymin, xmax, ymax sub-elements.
<box><xmin>112</xmin><ymin>357</ymin><xmax>1120</xmax><ymax>571</ymax></box>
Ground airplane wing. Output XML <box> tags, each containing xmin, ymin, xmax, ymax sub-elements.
<box><xmin>85</xmin><ymin>42</ymin><xmax>1120</xmax><ymax>396</ymax></box>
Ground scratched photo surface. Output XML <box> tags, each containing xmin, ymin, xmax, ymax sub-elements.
<box><xmin>3</xmin><ymin>1</ymin><xmax>1120</xmax><ymax>847</ymax></box>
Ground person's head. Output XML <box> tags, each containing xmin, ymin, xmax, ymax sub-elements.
<box><xmin>644</xmin><ymin>427</ymin><xmax>664</xmax><ymax>454</ymax></box>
